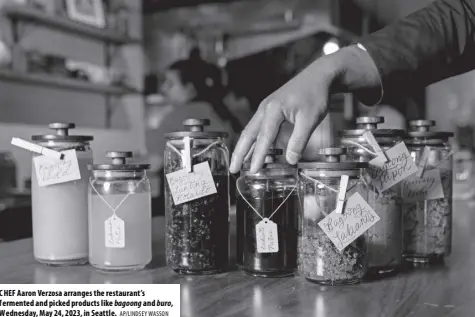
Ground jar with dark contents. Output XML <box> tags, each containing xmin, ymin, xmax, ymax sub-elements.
<box><xmin>298</xmin><ymin>148</ymin><xmax>369</xmax><ymax>285</ymax></box>
<box><xmin>340</xmin><ymin>116</ymin><xmax>404</xmax><ymax>277</ymax></box>
<box><xmin>164</xmin><ymin>119</ymin><xmax>229</xmax><ymax>275</ymax></box>
<box><xmin>403</xmin><ymin>120</ymin><xmax>454</xmax><ymax>265</ymax></box>
<box><xmin>236</xmin><ymin>149</ymin><xmax>298</xmax><ymax>277</ymax></box>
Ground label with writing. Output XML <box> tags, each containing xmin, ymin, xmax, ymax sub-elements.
<box><xmin>368</xmin><ymin>142</ymin><xmax>418</xmax><ymax>193</ymax></box>
<box><xmin>256</xmin><ymin>218</ymin><xmax>279</xmax><ymax>253</ymax></box>
<box><xmin>402</xmin><ymin>168</ymin><xmax>444</xmax><ymax>203</ymax></box>
<box><xmin>318</xmin><ymin>192</ymin><xmax>380</xmax><ymax>252</ymax></box>
<box><xmin>105</xmin><ymin>215</ymin><xmax>125</xmax><ymax>248</ymax></box>
<box><xmin>165</xmin><ymin>162</ymin><xmax>217</xmax><ymax>205</ymax></box>
<box><xmin>33</xmin><ymin>149</ymin><xmax>81</xmax><ymax>187</ymax></box>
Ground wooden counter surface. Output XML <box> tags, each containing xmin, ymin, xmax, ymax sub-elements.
<box><xmin>0</xmin><ymin>202</ymin><xmax>474</xmax><ymax>317</ymax></box>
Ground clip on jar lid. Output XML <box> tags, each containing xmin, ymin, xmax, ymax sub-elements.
<box><xmin>32</xmin><ymin>123</ymin><xmax>93</xmax><ymax>142</ymax></box>
<box><xmin>242</xmin><ymin>148</ymin><xmax>294</xmax><ymax>171</ymax></box>
<box><xmin>339</xmin><ymin>116</ymin><xmax>404</xmax><ymax>138</ymax></box>
<box><xmin>90</xmin><ymin>151</ymin><xmax>150</xmax><ymax>171</ymax></box>
<box><xmin>406</xmin><ymin>120</ymin><xmax>454</xmax><ymax>139</ymax></box>
<box><xmin>164</xmin><ymin>118</ymin><xmax>228</xmax><ymax>139</ymax></box>
<box><xmin>298</xmin><ymin>148</ymin><xmax>368</xmax><ymax>170</ymax></box>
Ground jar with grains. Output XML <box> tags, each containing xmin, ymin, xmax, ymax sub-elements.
<box><xmin>164</xmin><ymin>119</ymin><xmax>229</xmax><ymax>275</ymax></box>
<box><xmin>88</xmin><ymin>151</ymin><xmax>151</xmax><ymax>271</ymax></box>
<box><xmin>340</xmin><ymin>116</ymin><xmax>404</xmax><ymax>277</ymax></box>
<box><xmin>236</xmin><ymin>149</ymin><xmax>298</xmax><ymax>277</ymax></box>
<box><xmin>298</xmin><ymin>147</ymin><xmax>369</xmax><ymax>285</ymax></box>
<box><xmin>31</xmin><ymin>123</ymin><xmax>93</xmax><ymax>266</ymax></box>
<box><xmin>403</xmin><ymin>120</ymin><xmax>454</xmax><ymax>265</ymax></box>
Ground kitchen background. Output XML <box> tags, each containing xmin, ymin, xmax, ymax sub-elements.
<box><xmin>0</xmin><ymin>0</ymin><xmax>472</xmax><ymax>241</ymax></box>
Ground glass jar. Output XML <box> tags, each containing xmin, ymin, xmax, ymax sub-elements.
<box><xmin>340</xmin><ymin>116</ymin><xmax>404</xmax><ymax>277</ymax></box>
<box><xmin>298</xmin><ymin>148</ymin><xmax>369</xmax><ymax>285</ymax></box>
<box><xmin>164</xmin><ymin>119</ymin><xmax>229</xmax><ymax>275</ymax></box>
<box><xmin>31</xmin><ymin>123</ymin><xmax>93</xmax><ymax>265</ymax></box>
<box><xmin>403</xmin><ymin>120</ymin><xmax>454</xmax><ymax>264</ymax></box>
<box><xmin>88</xmin><ymin>151</ymin><xmax>151</xmax><ymax>271</ymax></box>
<box><xmin>236</xmin><ymin>149</ymin><xmax>298</xmax><ymax>277</ymax></box>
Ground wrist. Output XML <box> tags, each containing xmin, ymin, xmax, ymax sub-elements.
<box><xmin>330</xmin><ymin>44</ymin><xmax>384</xmax><ymax>105</ymax></box>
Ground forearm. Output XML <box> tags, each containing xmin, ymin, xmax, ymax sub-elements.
<box><xmin>359</xmin><ymin>0</ymin><xmax>475</xmax><ymax>102</ymax></box>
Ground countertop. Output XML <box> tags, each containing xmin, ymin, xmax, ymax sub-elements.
<box><xmin>0</xmin><ymin>202</ymin><xmax>474</xmax><ymax>317</ymax></box>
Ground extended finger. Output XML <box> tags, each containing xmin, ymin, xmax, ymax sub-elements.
<box><xmin>250</xmin><ymin>101</ymin><xmax>284</xmax><ymax>173</ymax></box>
<box><xmin>229</xmin><ymin>109</ymin><xmax>264</xmax><ymax>173</ymax></box>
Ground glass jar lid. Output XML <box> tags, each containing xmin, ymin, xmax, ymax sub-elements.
<box><xmin>242</xmin><ymin>149</ymin><xmax>295</xmax><ymax>175</ymax></box>
<box><xmin>164</xmin><ymin>118</ymin><xmax>228</xmax><ymax>140</ymax></box>
<box><xmin>406</xmin><ymin>120</ymin><xmax>454</xmax><ymax>139</ymax></box>
<box><xmin>340</xmin><ymin>116</ymin><xmax>404</xmax><ymax>138</ymax></box>
<box><xmin>297</xmin><ymin>147</ymin><xmax>368</xmax><ymax>170</ymax></box>
<box><xmin>90</xmin><ymin>151</ymin><xmax>150</xmax><ymax>171</ymax></box>
<box><xmin>32</xmin><ymin>123</ymin><xmax>93</xmax><ymax>142</ymax></box>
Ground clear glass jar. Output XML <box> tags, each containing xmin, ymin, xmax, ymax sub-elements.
<box><xmin>88</xmin><ymin>151</ymin><xmax>151</xmax><ymax>271</ymax></box>
<box><xmin>164</xmin><ymin>119</ymin><xmax>229</xmax><ymax>275</ymax></box>
<box><xmin>403</xmin><ymin>120</ymin><xmax>454</xmax><ymax>265</ymax></box>
<box><xmin>31</xmin><ymin>123</ymin><xmax>93</xmax><ymax>266</ymax></box>
<box><xmin>340</xmin><ymin>116</ymin><xmax>404</xmax><ymax>277</ymax></box>
<box><xmin>298</xmin><ymin>148</ymin><xmax>369</xmax><ymax>285</ymax></box>
<box><xmin>236</xmin><ymin>149</ymin><xmax>298</xmax><ymax>277</ymax></box>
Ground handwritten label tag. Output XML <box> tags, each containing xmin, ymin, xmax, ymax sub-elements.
<box><xmin>33</xmin><ymin>149</ymin><xmax>81</xmax><ymax>187</ymax></box>
<box><xmin>368</xmin><ymin>142</ymin><xmax>418</xmax><ymax>193</ymax></box>
<box><xmin>256</xmin><ymin>218</ymin><xmax>279</xmax><ymax>253</ymax></box>
<box><xmin>165</xmin><ymin>161</ymin><xmax>217</xmax><ymax>205</ymax></box>
<box><xmin>402</xmin><ymin>168</ymin><xmax>444</xmax><ymax>203</ymax></box>
<box><xmin>318</xmin><ymin>192</ymin><xmax>380</xmax><ymax>252</ymax></box>
<box><xmin>105</xmin><ymin>215</ymin><xmax>125</xmax><ymax>248</ymax></box>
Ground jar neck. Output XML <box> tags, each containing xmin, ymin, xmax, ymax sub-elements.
<box><xmin>92</xmin><ymin>170</ymin><xmax>146</xmax><ymax>180</ymax></box>
<box><xmin>167</xmin><ymin>138</ymin><xmax>225</xmax><ymax>148</ymax></box>
<box><xmin>37</xmin><ymin>140</ymin><xmax>90</xmax><ymax>151</ymax></box>
<box><xmin>300</xmin><ymin>169</ymin><xmax>361</xmax><ymax>178</ymax></box>
<box><xmin>241</xmin><ymin>168</ymin><xmax>296</xmax><ymax>179</ymax></box>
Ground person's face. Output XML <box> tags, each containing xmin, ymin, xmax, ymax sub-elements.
<box><xmin>161</xmin><ymin>70</ymin><xmax>195</xmax><ymax>106</ymax></box>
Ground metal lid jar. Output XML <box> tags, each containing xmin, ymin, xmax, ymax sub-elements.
<box><xmin>164</xmin><ymin>118</ymin><xmax>230</xmax><ymax>275</ymax></box>
<box><xmin>403</xmin><ymin>120</ymin><xmax>454</xmax><ymax>265</ymax></box>
<box><xmin>88</xmin><ymin>151</ymin><xmax>151</xmax><ymax>271</ymax></box>
<box><xmin>298</xmin><ymin>148</ymin><xmax>369</xmax><ymax>285</ymax></box>
<box><xmin>236</xmin><ymin>149</ymin><xmax>298</xmax><ymax>277</ymax></box>
<box><xmin>340</xmin><ymin>116</ymin><xmax>404</xmax><ymax>277</ymax></box>
<box><xmin>31</xmin><ymin>123</ymin><xmax>93</xmax><ymax>266</ymax></box>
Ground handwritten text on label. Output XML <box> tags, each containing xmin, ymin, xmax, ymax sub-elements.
<box><xmin>166</xmin><ymin>162</ymin><xmax>217</xmax><ymax>205</ymax></box>
<box><xmin>256</xmin><ymin>218</ymin><xmax>279</xmax><ymax>253</ymax></box>
<box><xmin>105</xmin><ymin>216</ymin><xmax>125</xmax><ymax>248</ymax></box>
<box><xmin>368</xmin><ymin>142</ymin><xmax>418</xmax><ymax>193</ymax></box>
<box><xmin>318</xmin><ymin>192</ymin><xmax>380</xmax><ymax>252</ymax></box>
<box><xmin>33</xmin><ymin>149</ymin><xmax>81</xmax><ymax>187</ymax></box>
<box><xmin>402</xmin><ymin>168</ymin><xmax>444</xmax><ymax>203</ymax></box>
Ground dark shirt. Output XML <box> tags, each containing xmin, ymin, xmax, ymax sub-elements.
<box><xmin>359</xmin><ymin>0</ymin><xmax>475</xmax><ymax>103</ymax></box>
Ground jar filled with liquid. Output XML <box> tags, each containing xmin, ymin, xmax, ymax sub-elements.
<box><xmin>31</xmin><ymin>123</ymin><xmax>93</xmax><ymax>265</ymax></box>
<box><xmin>403</xmin><ymin>120</ymin><xmax>454</xmax><ymax>265</ymax></box>
<box><xmin>88</xmin><ymin>151</ymin><xmax>151</xmax><ymax>271</ymax></box>
<box><xmin>236</xmin><ymin>149</ymin><xmax>298</xmax><ymax>277</ymax></box>
<box><xmin>164</xmin><ymin>119</ymin><xmax>229</xmax><ymax>275</ymax></box>
<box><xmin>298</xmin><ymin>148</ymin><xmax>369</xmax><ymax>285</ymax></box>
<box><xmin>340</xmin><ymin>116</ymin><xmax>404</xmax><ymax>277</ymax></box>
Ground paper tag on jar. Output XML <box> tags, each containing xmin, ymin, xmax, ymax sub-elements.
<box><xmin>318</xmin><ymin>192</ymin><xmax>380</xmax><ymax>252</ymax></box>
<box><xmin>105</xmin><ymin>215</ymin><xmax>125</xmax><ymax>248</ymax></box>
<box><xmin>368</xmin><ymin>142</ymin><xmax>418</xmax><ymax>193</ymax></box>
<box><xmin>33</xmin><ymin>149</ymin><xmax>81</xmax><ymax>187</ymax></box>
<box><xmin>402</xmin><ymin>168</ymin><xmax>444</xmax><ymax>203</ymax></box>
<box><xmin>165</xmin><ymin>161</ymin><xmax>217</xmax><ymax>205</ymax></box>
<box><xmin>256</xmin><ymin>218</ymin><xmax>279</xmax><ymax>253</ymax></box>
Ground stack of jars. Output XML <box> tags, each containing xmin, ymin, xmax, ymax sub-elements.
<box><xmin>30</xmin><ymin>123</ymin><xmax>152</xmax><ymax>271</ymax></box>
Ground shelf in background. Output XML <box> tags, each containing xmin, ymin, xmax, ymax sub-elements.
<box><xmin>2</xmin><ymin>5</ymin><xmax>141</xmax><ymax>45</ymax></box>
<box><xmin>0</xmin><ymin>69</ymin><xmax>140</xmax><ymax>95</ymax></box>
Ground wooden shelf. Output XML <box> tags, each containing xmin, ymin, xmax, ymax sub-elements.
<box><xmin>0</xmin><ymin>69</ymin><xmax>140</xmax><ymax>95</ymax></box>
<box><xmin>3</xmin><ymin>5</ymin><xmax>141</xmax><ymax>45</ymax></box>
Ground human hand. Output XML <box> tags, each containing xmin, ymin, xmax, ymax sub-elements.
<box><xmin>229</xmin><ymin>45</ymin><xmax>382</xmax><ymax>174</ymax></box>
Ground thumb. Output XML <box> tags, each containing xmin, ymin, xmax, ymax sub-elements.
<box><xmin>286</xmin><ymin>111</ymin><xmax>326</xmax><ymax>165</ymax></box>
